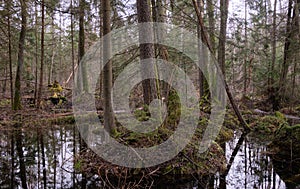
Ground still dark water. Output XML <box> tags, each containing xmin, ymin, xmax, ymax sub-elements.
<box><xmin>0</xmin><ymin>124</ymin><xmax>297</xmax><ymax>188</ymax></box>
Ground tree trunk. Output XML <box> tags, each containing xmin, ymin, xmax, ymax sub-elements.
<box><xmin>7</xmin><ymin>0</ymin><xmax>13</xmax><ymax>107</ymax></box>
<box><xmin>37</xmin><ymin>0</ymin><xmax>45</xmax><ymax>108</ymax></box>
<box><xmin>48</xmin><ymin>12</ymin><xmax>56</xmax><ymax>85</ymax></box>
<box><xmin>291</xmin><ymin>0</ymin><xmax>300</xmax><ymax>101</ymax></box>
<box><xmin>71</xmin><ymin>0</ymin><xmax>75</xmax><ymax>83</ymax></box>
<box><xmin>268</xmin><ymin>0</ymin><xmax>278</xmax><ymax>110</ymax></box>
<box><xmin>78</xmin><ymin>2</ymin><xmax>88</xmax><ymax>187</ymax></box>
<box><xmin>79</xmin><ymin>0</ymin><xmax>85</xmax><ymax>62</ymax></box>
<box><xmin>78</xmin><ymin>0</ymin><xmax>89</xmax><ymax>93</ymax></box>
<box><xmin>278</xmin><ymin>0</ymin><xmax>293</xmax><ymax>103</ymax></box>
<box><xmin>151</xmin><ymin>0</ymin><xmax>169</xmax><ymax>98</ymax></box>
<box><xmin>3</xmin><ymin>64</ymin><xmax>7</xmax><ymax>95</ymax></box>
<box><xmin>218</xmin><ymin>0</ymin><xmax>249</xmax><ymax>131</ymax></box>
<box><xmin>137</xmin><ymin>0</ymin><xmax>156</xmax><ymax>105</ymax></box>
<box><xmin>102</xmin><ymin>0</ymin><xmax>116</xmax><ymax>135</ymax></box>
<box><xmin>193</xmin><ymin>0</ymin><xmax>250</xmax><ymax>131</ymax></box>
<box><xmin>197</xmin><ymin>0</ymin><xmax>205</xmax><ymax>98</ymax></box>
<box><xmin>218</xmin><ymin>0</ymin><xmax>229</xmax><ymax>76</ymax></box>
<box><xmin>192</xmin><ymin>0</ymin><xmax>213</xmax><ymax>53</ymax></box>
<box><xmin>207</xmin><ymin>0</ymin><xmax>216</xmax><ymax>54</ymax></box>
<box><xmin>34</xmin><ymin>1</ymin><xmax>38</xmax><ymax>105</ymax></box>
<box><xmin>243</xmin><ymin>0</ymin><xmax>248</xmax><ymax>96</ymax></box>
<box><xmin>13</xmin><ymin>0</ymin><xmax>27</xmax><ymax>110</ymax></box>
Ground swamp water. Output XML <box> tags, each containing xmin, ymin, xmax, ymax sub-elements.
<box><xmin>0</xmin><ymin>124</ymin><xmax>298</xmax><ymax>188</ymax></box>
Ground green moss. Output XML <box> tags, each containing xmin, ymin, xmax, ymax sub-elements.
<box><xmin>50</xmin><ymin>115</ymin><xmax>75</xmax><ymax>125</ymax></box>
<box><xmin>224</xmin><ymin>112</ymin><xmax>239</xmax><ymax>130</ymax></box>
<box><xmin>217</xmin><ymin>127</ymin><xmax>234</xmax><ymax>143</ymax></box>
<box><xmin>250</xmin><ymin>115</ymin><xmax>288</xmax><ymax>135</ymax></box>
<box><xmin>199</xmin><ymin>94</ymin><xmax>211</xmax><ymax>113</ymax></box>
<box><xmin>111</xmin><ymin>128</ymin><xmax>120</xmax><ymax>138</ymax></box>
<box><xmin>275</xmin><ymin>124</ymin><xmax>300</xmax><ymax>140</ymax></box>
<box><xmin>74</xmin><ymin>160</ymin><xmax>82</xmax><ymax>171</ymax></box>
<box><xmin>163</xmin><ymin>164</ymin><xmax>174</xmax><ymax>174</ymax></box>
<box><xmin>134</xmin><ymin>106</ymin><xmax>150</xmax><ymax>121</ymax></box>
<box><xmin>269</xmin><ymin>124</ymin><xmax>300</xmax><ymax>156</ymax></box>
<box><xmin>0</xmin><ymin>99</ymin><xmax>10</xmax><ymax>107</ymax></box>
<box><xmin>275</xmin><ymin>111</ymin><xmax>287</xmax><ymax>121</ymax></box>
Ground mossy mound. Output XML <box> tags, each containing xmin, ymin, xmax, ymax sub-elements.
<box><xmin>270</xmin><ymin>124</ymin><xmax>300</xmax><ymax>154</ymax></box>
<box><xmin>249</xmin><ymin>115</ymin><xmax>289</xmax><ymax>137</ymax></box>
<box><xmin>217</xmin><ymin>126</ymin><xmax>234</xmax><ymax>143</ymax></box>
<box><xmin>223</xmin><ymin>111</ymin><xmax>240</xmax><ymax>130</ymax></box>
<box><xmin>79</xmin><ymin>140</ymin><xmax>226</xmax><ymax>187</ymax></box>
<box><xmin>269</xmin><ymin>124</ymin><xmax>300</xmax><ymax>188</ymax></box>
<box><xmin>78</xmin><ymin>120</ymin><xmax>227</xmax><ymax>187</ymax></box>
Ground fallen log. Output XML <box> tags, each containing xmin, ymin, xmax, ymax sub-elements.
<box><xmin>253</xmin><ymin>109</ymin><xmax>300</xmax><ymax>121</ymax></box>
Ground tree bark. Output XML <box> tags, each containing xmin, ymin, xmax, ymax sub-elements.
<box><xmin>71</xmin><ymin>0</ymin><xmax>75</xmax><ymax>83</ymax></box>
<box><xmin>291</xmin><ymin>0</ymin><xmax>300</xmax><ymax>101</ymax></box>
<box><xmin>78</xmin><ymin>0</ymin><xmax>89</xmax><ymax>92</ymax></box>
<box><xmin>37</xmin><ymin>0</ymin><xmax>45</xmax><ymax>108</ymax></box>
<box><xmin>207</xmin><ymin>0</ymin><xmax>216</xmax><ymax>54</ymax></box>
<box><xmin>197</xmin><ymin>0</ymin><xmax>205</xmax><ymax>98</ymax></box>
<box><xmin>218</xmin><ymin>0</ymin><xmax>229</xmax><ymax>76</ymax></box>
<box><xmin>192</xmin><ymin>0</ymin><xmax>213</xmax><ymax>53</ymax></box>
<box><xmin>48</xmin><ymin>12</ymin><xmax>56</xmax><ymax>85</ymax></box>
<box><xmin>151</xmin><ymin>0</ymin><xmax>169</xmax><ymax>98</ymax></box>
<box><xmin>13</xmin><ymin>0</ymin><xmax>27</xmax><ymax>110</ymax></box>
<box><xmin>268</xmin><ymin>0</ymin><xmax>278</xmax><ymax>110</ymax></box>
<box><xmin>243</xmin><ymin>0</ymin><xmax>248</xmax><ymax>96</ymax></box>
<box><xmin>7</xmin><ymin>0</ymin><xmax>14</xmax><ymax>108</ymax></box>
<box><xmin>137</xmin><ymin>0</ymin><xmax>156</xmax><ymax>105</ymax></box>
<box><xmin>34</xmin><ymin>1</ymin><xmax>38</xmax><ymax>105</ymax></box>
<box><xmin>278</xmin><ymin>0</ymin><xmax>293</xmax><ymax>102</ymax></box>
<box><xmin>102</xmin><ymin>0</ymin><xmax>116</xmax><ymax>135</ymax></box>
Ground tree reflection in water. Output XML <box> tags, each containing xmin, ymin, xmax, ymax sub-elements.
<box><xmin>0</xmin><ymin>124</ymin><xmax>86</xmax><ymax>189</ymax></box>
<box><xmin>0</xmin><ymin>125</ymin><xmax>299</xmax><ymax>188</ymax></box>
<box><xmin>215</xmin><ymin>132</ymin><xmax>287</xmax><ymax>189</ymax></box>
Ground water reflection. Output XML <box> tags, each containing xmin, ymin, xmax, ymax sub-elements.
<box><xmin>216</xmin><ymin>132</ymin><xmax>286</xmax><ymax>189</ymax></box>
<box><xmin>0</xmin><ymin>124</ymin><xmax>85</xmax><ymax>189</ymax></box>
<box><xmin>0</xmin><ymin>125</ymin><xmax>299</xmax><ymax>188</ymax></box>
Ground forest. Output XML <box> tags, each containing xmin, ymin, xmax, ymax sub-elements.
<box><xmin>0</xmin><ymin>0</ymin><xmax>300</xmax><ymax>188</ymax></box>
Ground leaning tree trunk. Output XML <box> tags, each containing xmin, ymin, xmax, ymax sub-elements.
<box><xmin>13</xmin><ymin>0</ymin><xmax>27</xmax><ymax>110</ymax></box>
<box><xmin>193</xmin><ymin>0</ymin><xmax>250</xmax><ymax>131</ymax></box>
